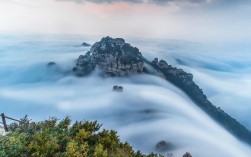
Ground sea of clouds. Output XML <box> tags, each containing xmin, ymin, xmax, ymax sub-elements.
<box><xmin>0</xmin><ymin>34</ymin><xmax>251</xmax><ymax>156</ymax></box>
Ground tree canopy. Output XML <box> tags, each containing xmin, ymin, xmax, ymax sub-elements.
<box><xmin>0</xmin><ymin>116</ymin><xmax>162</xmax><ymax>157</ymax></box>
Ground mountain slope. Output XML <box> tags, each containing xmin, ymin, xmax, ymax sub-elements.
<box><xmin>73</xmin><ymin>36</ymin><xmax>251</xmax><ymax>145</ymax></box>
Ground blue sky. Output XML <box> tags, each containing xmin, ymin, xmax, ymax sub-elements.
<box><xmin>0</xmin><ymin>0</ymin><xmax>251</xmax><ymax>42</ymax></box>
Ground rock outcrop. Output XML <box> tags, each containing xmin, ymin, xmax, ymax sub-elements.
<box><xmin>113</xmin><ymin>85</ymin><xmax>123</xmax><ymax>92</ymax></box>
<box><xmin>47</xmin><ymin>61</ymin><xmax>61</xmax><ymax>72</ymax></box>
<box><xmin>82</xmin><ymin>42</ymin><xmax>91</xmax><ymax>47</ymax></box>
<box><xmin>155</xmin><ymin>140</ymin><xmax>173</xmax><ymax>152</ymax></box>
<box><xmin>73</xmin><ymin>37</ymin><xmax>144</xmax><ymax>76</ymax></box>
<box><xmin>47</xmin><ymin>62</ymin><xmax>56</xmax><ymax>67</ymax></box>
<box><xmin>183</xmin><ymin>152</ymin><xmax>192</xmax><ymax>157</ymax></box>
<box><xmin>73</xmin><ymin>37</ymin><xmax>251</xmax><ymax>146</ymax></box>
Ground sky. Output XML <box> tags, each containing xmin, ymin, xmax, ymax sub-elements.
<box><xmin>0</xmin><ymin>0</ymin><xmax>251</xmax><ymax>42</ymax></box>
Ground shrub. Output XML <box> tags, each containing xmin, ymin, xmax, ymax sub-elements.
<box><xmin>0</xmin><ymin>117</ymin><xmax>162</xmax><ymax>157</ymax></box>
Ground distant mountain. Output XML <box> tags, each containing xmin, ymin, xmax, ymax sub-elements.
<box><xmin>72</xmin><ymin>36</ymin><xmax>251</xmax><ymax>145</ymax></box>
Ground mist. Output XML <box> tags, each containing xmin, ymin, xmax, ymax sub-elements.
<box><xmin>1</xmin><ymin>0</ymin><xmax>251</xmax><ymax>43</ymax></box>
<box><xmin>1</xmin><ymin>34</ymin><xmax>251</xmax><ymax>156</ymax></box>
<box><xmin>1</xmin><ymin>0</ymin><xmax>251</xmax><ymax>156</ymax></box>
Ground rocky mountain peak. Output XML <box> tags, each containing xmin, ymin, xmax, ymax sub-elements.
<box><xmin>71</xmin><ymin>36</ymin><xmax>251</xmax><ymax>146</ymax></box>
<box><xmin>73</xmin><ymin>36</ymin><xmax>144</xmax><ymax>76</ymax></box>
<box><xmin>90</xmin><ymin>36</ymin><xmax>142</xmax><ymax>58</ymax></box>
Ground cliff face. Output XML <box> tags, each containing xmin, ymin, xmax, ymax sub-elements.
<box><xmin>73</xmin><ymin>37</ymin><xmax>251</xmax><ymax>145</ymax></box>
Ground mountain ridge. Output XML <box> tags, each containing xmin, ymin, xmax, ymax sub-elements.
<box><xmin>72</xmin><ymin>36</ymin><xmax>251</xmax><ymax>145</ymax></box>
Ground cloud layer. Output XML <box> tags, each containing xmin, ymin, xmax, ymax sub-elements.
<box><xmin>57</xmin><ymin>0</ymin><xmax>249</xmax><ymax>7</ymax></box>
<box><xmin>58</xmin><ymin>0</ymin><xmax>207</xmax><ymax>4</ymax></box>
<box><xmin>1</xmin><ymin>34</ymin><xmax>251</xmax><ymax>157</ymax></box>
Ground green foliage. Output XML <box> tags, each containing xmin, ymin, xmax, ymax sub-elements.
<box><xmin>0</xmin><ymin>116</ymin><xmax>163</xmax><ymax>157</ymax></box>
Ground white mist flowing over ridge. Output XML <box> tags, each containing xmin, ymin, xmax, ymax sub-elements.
<box><xmin>1</xmin><ymin>73</ymin><xmax>251</xmax><ymax>157</ymax></box>
<box><xmin>1</xmin><ymin>34</ymin><xmax>251</xmax><ymax>156</ymax></box>
<box><xmin>130</xmin><ymin>38</ymin><xmax>251</xmax><ymax>130</ymax></box>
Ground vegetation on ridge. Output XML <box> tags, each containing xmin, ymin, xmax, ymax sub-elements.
<box><xmin>0</xmin><ymin>116</ymin><xmax>162</xmax><ymax>157</ymax></box>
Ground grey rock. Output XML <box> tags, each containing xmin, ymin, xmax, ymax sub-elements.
<box><xmin>47</xmin><ymin>62</ymin><xmax>56</xmax><ymax>67</ymax></box>
<box><xmin>183</xmin><ymin>152</ymin><xmax>192</xmax><ymax>157</ymax></box>
<box><xmin>47</xmin><ymin>62</ymin><xmax>60</xmax><ymax>72</ymax></box>
<box><xmin>73</xmin><ymin>36</ymin><xmax>144</xmax><ymax>76</ymax></box>
<box><xmin>113</xmin><ymin>85</ymin><xmax>123</xmax><ymax>92</ymax></box>
<box><xmin>152</xmin><ymin>58</ymin><xmax>159</xmax><ymax>65</ymax></box>
<box><xmin>155</xmin><ymin>140</ymin><xmax>174</xmax><ymax>152</ymax></box>
<box><xmin>82</xmin><ymin>42</ymin><xmax>91</xmax><ymax>47</ymax></box>
<box><xmin>158</xmin><ymin>59</ymin><xmax>168</xmax><ymax>69</ymax></box>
